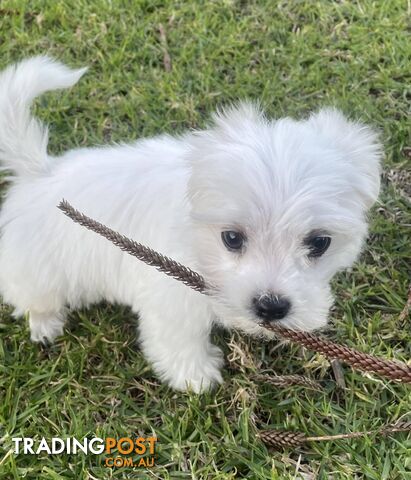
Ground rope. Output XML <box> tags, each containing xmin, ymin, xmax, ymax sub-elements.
<box><xmin>58</xmin><ymin>199</ymin><xmax>411</xmax><ymax>384</ymax></box>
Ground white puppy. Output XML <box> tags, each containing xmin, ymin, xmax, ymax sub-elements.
<box><xmin>0</xmin><ymin>57</ymin><xmax>381</xmax><ymax>391</ymax></box>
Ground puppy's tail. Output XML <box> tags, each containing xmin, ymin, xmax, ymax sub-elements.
<box><xmin>0</xmin><ymin>56</ymin><xmax>86</xmax><ymax>178</ymax></box>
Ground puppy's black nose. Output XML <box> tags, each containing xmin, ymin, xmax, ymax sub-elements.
<box><xmin>253</xmin><ymin>294</ymin><xmax>291</xmax><ymax>322</ymax></box>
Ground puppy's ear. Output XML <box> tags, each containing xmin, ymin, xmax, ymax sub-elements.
<box><xmin>308</xmin><ymin>108</ymin><xmax>382</xmax><ymax>209</ymax></box>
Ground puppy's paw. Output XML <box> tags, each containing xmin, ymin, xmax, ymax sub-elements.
<box><xmin>165</xmin><ymin>345</ymin><xmax>224</xmax><ymax>393</ymax></box>
<box><xmin>29</xmin><ymin>311</ymin><xmax>65</xmax><ymax>344</ymax></box>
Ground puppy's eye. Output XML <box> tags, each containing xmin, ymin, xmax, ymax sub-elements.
<box><xmin>221</xmin><ymin>231</ymin><xmax>245</xmax><ymax>251</ymax></box>
<box><xmin>305</xmin><ymin>234</ymin><xmax>331</xmax><ymax>258</ymax></box>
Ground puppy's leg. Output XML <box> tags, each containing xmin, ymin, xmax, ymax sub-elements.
<box><xmin>2</xmin><ymin>273</ymin><xmax>67</xmax><ymax>344</ymax></box>
<box><xmin>2</xmin><ymin>278</ymin><xmax>67</xmax><ymax>344</ymax></box>
<box><xmin>28</xmin><ymin>309</ymin><xmax>66</xmax><ymax>344</ymax></box>
<box><xmin>137</xmin><ymin>292</ymin><xmax>223</xmax><ymax>392</ymax></box>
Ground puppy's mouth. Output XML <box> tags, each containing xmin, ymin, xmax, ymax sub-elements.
<box><xmin>257</xmin><ymin>314</ymin><xmax>328</xmax><ymax>333</ymax></box>
<box><xmin>255</xmin><ymin>317</ymin><xmax>293</xmax><ymax>333</ymax></box>
<box><xmin>256</xmin><ymin>318</ymin><xmax>297</xmax><ymax>333</ymax></box>
<box><xmin>250</xmin><ymin>307</ymin><xmax>312</xmax><ymax>333</ymax></box>
<box><xmin>212</xmin><ymin>293</ymin><xmax>327</xmax><ymax>333</ymax></box>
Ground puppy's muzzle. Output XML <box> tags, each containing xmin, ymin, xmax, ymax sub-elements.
<box><xmin>252</xmin><ymin>293</ymin><xmax>291</xmax><ymax>322</ymax></box>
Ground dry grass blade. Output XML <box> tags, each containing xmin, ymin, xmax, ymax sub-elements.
<box><xmin>398</xmin><ymin>284</ymin><xmax>411</xmax><ymax>323</ymax></box>
<box><xmin>331</xmin><ymin>359</ymin><xmax>347</xmax><ymax>389</ymax></box>
<box><xmin>158</xmin><ymin>23</ymin><xmax>172</xmax><ymax>72</ymax></box>
<box><xmin>252</xmin><ymin>373</ymin><xmax>323</xmax><ymax>391</ymax></box>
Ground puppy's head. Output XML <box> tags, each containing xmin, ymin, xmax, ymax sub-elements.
<box><xmin>187</xmin><ymin>103</ymin><xmax>382</xmax><ymax>334</ymax></box>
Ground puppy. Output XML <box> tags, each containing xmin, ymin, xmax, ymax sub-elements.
<box><xmin>0</xmin><ymin>57</ymin><xmax>381</xmax><ymax>391</ymax></box>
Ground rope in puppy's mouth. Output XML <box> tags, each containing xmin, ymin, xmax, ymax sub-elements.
<box><xmin>57</xmin><ymin>199</ymin><xmax>411</xmax><ymax>384</ymax></box>
<box><xmin>57</xmin><ymin>200</ymin><xmax>411</xmax><ymax>448</ymax></box>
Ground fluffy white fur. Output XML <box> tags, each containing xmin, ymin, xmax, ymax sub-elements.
<box><xmin>0</xmin><ymin>56</ymin><xmax>382</xmax><ymax>392</ymax></box>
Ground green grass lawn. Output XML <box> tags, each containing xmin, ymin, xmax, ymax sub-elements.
<box><xmin>0</xmin><ymin>1</ymin><xmax>410</xmax><ymax>478</ymax></box>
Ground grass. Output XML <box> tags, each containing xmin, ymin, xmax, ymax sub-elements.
<box><xmin>0</xmin><ymin>0</ymin><xmax>410</xmax><ymax>478</ymax></box>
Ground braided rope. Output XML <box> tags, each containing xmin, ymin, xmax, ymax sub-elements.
<box><xmin>262</xmin><ymin>323</ymin><xmax>411</xmax><ymax>383</ymax></box>
<box><xmin>58</xmin><ymin>200</ymin><xmax>411</xmax><ymax>384</ymax></box>
<box><xmin>58</xmin><ymin>200</ymin><xmax>207</xmax><ymax>293</ymax></box>
<box><xmin>258</xmin><ymin>430</ymin><xmax>306</xmax><ymax>449</ymax></box>
<box><xmin>259</xmin><ymin>421</ymin><xmax>411</xmax><ymax>449</ymax></box>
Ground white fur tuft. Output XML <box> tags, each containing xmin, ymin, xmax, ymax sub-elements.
<box><xmin>0</xmin><ymin>56</ymin><xmax>86</xmax><ymax>178</ymax></box>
